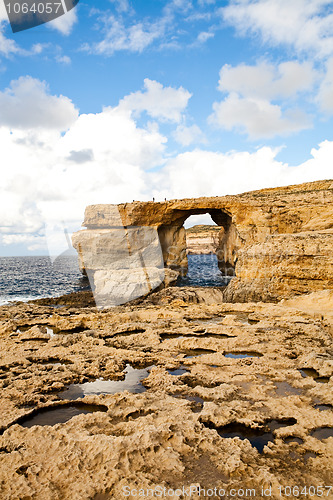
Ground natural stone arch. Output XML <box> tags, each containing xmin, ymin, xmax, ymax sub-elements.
<box><xmin>157</xmin><ymin>208</ymin><xmax>240</xmax><ymax>277</ymax></box>
<box><xmin>73</xmin><ymin>180</ymin><xmax>333</xmax><ymax>303</ymax></box>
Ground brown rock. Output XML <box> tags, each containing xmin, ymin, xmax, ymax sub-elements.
<box><xmin>73</xmin><ymin>180</ymin><xmax>333</xmax><ymax>302</ymax></box>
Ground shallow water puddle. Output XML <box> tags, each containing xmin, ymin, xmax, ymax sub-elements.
<box><xmin>202</xmin><ymin>418</ymin><xmax>297</xmax><ymax>453</ymax></box>
<box><xmin>274</xmin><ymin>381</ymin><xmax>301</xmax><ymax>396</ymax></box>
<box><xmin>58</xmin><ymin>364</ymin><xmax>151</xmax><ymax>400</ymax></box>
<box><xmin>167</xmin><ymin>366</ymin><xmax>190</xmax><ymax>376</ymax></box>
<box><xmin>224</xmin><ymin>351</ymin><xmax>263</xmax><ymax>359</ymax></box>
<box><xmin>284</xmin><ymin>436</ymin><xmax>303</xmax><ymax>444</ymax></box>
<box><xmin>159</xmin><ymin>333</ymin><xmax>186</xmax><ymax>340</ymax></box>
<box><xmin>161</xmin><ymin>332</ymin><xmax>235</xmax><ymax>341</ymax></box>
<box><xmin>19</xmin><ymin>403</ymin><xmax>108</xmax><ymax>428</ymax></box>
<box><xmin>314</xmin><ymin>404</ymin><xmax>333</xmax><ymax>411</ymax></box>
<box><xmin>310</xmin><ymin>427</ymin><xmax>333</xmax><ymax>440</ymax></box>
<box><xmin>299</xmin><ymin>368</ymin><xmax>330</xmax><ymax>383</ymax></box>
<box><xmin>172</xmin><ymin>394</ymin><xmax>204</xmax><ymax>412</ymax></box>
<box><xmin>27</xmin><ymin>356</ymin><xmax>73</xmax><ymax>366</ymax></box>
<box><xmin>183</xmin><ymin>348</ymin><xmax>216</xmax><ymax>359</ymax></box>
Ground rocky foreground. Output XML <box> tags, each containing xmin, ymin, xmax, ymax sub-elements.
<box><xmin>0</xmin><ymin>288</ymin><xmax>332</xmax><ymax>499</ymax></box>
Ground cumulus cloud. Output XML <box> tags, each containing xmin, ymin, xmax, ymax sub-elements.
<box><xmin>210</xmin><ymin>60</ymin><xmax>315</xmax><ymax>139</ymax></box>
<box><xmin>0</xmin><ymin>76</ymin><xmax>78</xmax><ymax>130</ymax></box>
<box><xmin>0</xmin><ymin>75</ymin><xmax>332</xmax><ymax>253</ymax></box>
<box><xmin>219</xmin><ymin>61</ymin><xmax>316</xmax><ymax>100</ymax></box>
<box><xmin>173</xmin><ymin>124</ymin><xmax>206</xmax><ymax>146</ymax></box>
<box><xmin>209</xmin><ymin>93</ymin><xmax>311</xmax><ymax>139</ymax></box>
<box><xmin>155</xmin><ymin>142</ymin><xmax>333</xmax><ymax>200</ymax></box>
<box><xmin>222</xmin><ymin>0</ymin><xmax>333</xmax><ymax>59</ymax></box>
<box><xmin>0</xmin><ymin>77</ymin><xmax>169</xmax><ymax>251</ymax></box>
<box><xmin>119</xmin><ymin>79</ymin><xmax>192</xmax><ymax>122</ymax></box>
<box><xmin>317</xmin><ymin>57</ymin><xmax>333</xmax><ymax>114</ymax></box>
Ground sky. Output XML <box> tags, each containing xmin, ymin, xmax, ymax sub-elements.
<box><xmin>0</xmin><ymin>0</ymin><xmax>333</xmax><ymax>255</ymax></box>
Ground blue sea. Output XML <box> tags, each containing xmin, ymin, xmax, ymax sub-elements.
<box><xmin>0</xmin><ymin>254</ymin><xmax>230</xmax><ymax>306</ymax></box>
<box><xmin>176</xmin><ymin>254</ymin><xmax>232</xmax><ymax>288</ymax></box>
<box><xmin>0</xmin><ymin>256</ymin><xmax>88</xmax><ymax>306</ymax></box>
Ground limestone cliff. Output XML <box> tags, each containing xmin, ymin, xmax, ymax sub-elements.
<box><xmin>73</xmin><ymin>179</ymin><xmax>333</xmax><ymax>303</ymax></box>
<box><xmin>185</xmin><ymin>225</ymin><xmax>220</xmax><ymax>255</ymax></box>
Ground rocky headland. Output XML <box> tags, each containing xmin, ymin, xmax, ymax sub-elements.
<box><xmin>73</xmin><ymin>179</ymin><xmax>333</xmax><ymax>304</ymax></box>
<box><xmin>0</xmin><ymin>180</ymin><xmax>332</xmax><ymax>499</ymax></box>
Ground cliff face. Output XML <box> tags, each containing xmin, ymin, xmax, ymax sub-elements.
<box><xmin>72</xmin><ymin>179</ymin><xmax>333</xmax><ymax>303</ymax></box>
<box><xmin>185</xmin><ymin>225</ymin><xmax>220</xmax><ymax>255</ymax></box>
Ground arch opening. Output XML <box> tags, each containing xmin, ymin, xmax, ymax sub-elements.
<box><xmin>157</xmin><ymin>208</ymin><xmax>237</xmax><ymax>288</ymax></box>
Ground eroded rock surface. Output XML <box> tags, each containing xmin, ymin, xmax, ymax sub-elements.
<box><xmin>0</xmin><ymin>289</ymin><xmax>332</xmax><ymax>499</ymax></box>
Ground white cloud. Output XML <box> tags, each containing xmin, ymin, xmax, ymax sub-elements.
<box><xmin>48</xmin><ymin>7</ymin><xmax>78</xmax><ymax>35</ymax></box>
<box><xmin>86</xmin><ymin>16</ymin><xmax>164</xmax><ymax>55</ymax></box>
<box><xmin>196</xmin><ymin>31</ymin><xmax>214</xmax><ymax>44</ymax></box>
<box><xmin>211</xmin><ymin>60</ymin><xmax>316</xmax><ymax>139</ymax></box>
<box><xmin>222</xmin><ymin>0</ymin><xmax>333</xmax><ymax>59</ymax></box>
<box><xmin>56</xmin><ymin>54</ymin><xmax>71</xmax><ymax>65</ymax></box>
<box><xmin>317</xmin><ymin>57</ymin><xmax>333</xmax><ymax>113</ymax></box>
<box><xmin>85</xmin><ymin>0</ymin><xmax>222</xmax><ymax>56</ymax></box>
<box><xmin>0</xmin><ymin>76</ymin><xmax>78</xmax><ymax>130</ymax></box>
<box><xmin>119</xmin><ymin>78</ymin><xmax>192</xmax><ymax>122</ymax></box>
<box><xmin>209</xmin><ymin>93</ymin><xmax>311</xmax><ymax>139</ymax></box>
<box><xmin>219</xmin><ymin>61</ymin><xmax>316</xmax><ymax>99</ymax></box>
<box><xmin>0</xmin><ymin>77</ymin><xmax>168</xmax><ymax>251</ymax></box>
<box><xmin>155</xmin><ymin>142</ymin><xmax>333</xmax><ymax>200</ymax></box>
<box><xmin>0</xmin><ymin>75</ymin><xmax>332</xmax><ymax>253</ymax></box>
<box><xmin>173</xmin><ymin>124</ymin><xmax>206</xmax><ymax>146</ymax></box>
<box><xmin>109</xmin><ymin>0</ymin><xmax>132</xmax><ymax>13</ymax></box>
<box><xmin>0</xmin><ymin>22</ymin><xmax>20</xmax><ymax>57</ymax></box>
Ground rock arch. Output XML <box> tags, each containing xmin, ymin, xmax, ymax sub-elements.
<box><xmin>72</xmin><ymin>180</ymin><xmax>333</xmax><ymax>303</ymax></box>
<box><xmin>157</xmin><ymin>208</ymin><xmax>238</xmax><ymax>277</ymax></box>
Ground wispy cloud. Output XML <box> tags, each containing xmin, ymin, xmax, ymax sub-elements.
<box><xmin>84</xmin><ymin>0</ymin><xmax>220</xmax><ymax>55</ymax></box>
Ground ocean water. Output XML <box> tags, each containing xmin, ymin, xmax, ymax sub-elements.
<box><xmin>0</xmin><ymin>254</ymin><xmax>230</xmax><ymax>306</ymax></box>
<box><xmin>0</xmin><ymin>256</ymin><xmax>89</xmax><ymax>306</ymax></box>
<box><xmin>176</xmin><ymin>254</ymin><xmax>232</xmax><ymax>287</ymax></box>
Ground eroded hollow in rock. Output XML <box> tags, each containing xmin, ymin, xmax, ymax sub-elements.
<box><xmin>58</xmin><ymin>364</ymin><xmax>151</xmax><ymax>400</ymax></box>
<box><xmin>310</xmin><ymin>427</ymin><xmax>333</xmax><ymax>440</ymax></box>
<box><xmin>167</xmin><ymin>366</ymin><xmax>190</xmax><ymax>376</ymax></box>
<box><xmin>182</xmin><ymin>348</ymin><xmax>216</xmax><ymax>359</ymax></box>
<box><xmin>299</xmin><ymin>368</ymin><xmax>330</xmax><ymax>383</ymax></box>
<box><xmin>202</xmin><ymin>418</ymin><xmax>297</xmax><ymax>453</ymax></box>
<box><xmin>314</xmin><ymin>404</ymin><xmax>333</xmax><ymax>411</ymax></box>
<box><xmin>18</xmin><ymin>403</ymin><xmax>108</xmax><ymax>428</ymax></box>
<box><xmin>224</xmin><ymin>352</ymin><xmax>263</xmax><ymax>359</ymax></box>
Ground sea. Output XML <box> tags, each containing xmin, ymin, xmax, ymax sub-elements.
<box><xmin>0</xmin><ymin>254</ymin><xmax>230</xmax><ymax>306</ymax></box>
<box><xmin>0</xmin><ymin>256</ymin><xmax>88</xmax><ymax>306</ymax></box>
<box><xmin>176</xmin><ymin>254</ymin><xmax>232</xmax><ymax>288</ymax></box>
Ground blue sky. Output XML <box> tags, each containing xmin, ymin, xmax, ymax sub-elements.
<box><xmin>0</xmin><ymin>0</ymin><xmax>333</xmax><ymax>255</ymax></box>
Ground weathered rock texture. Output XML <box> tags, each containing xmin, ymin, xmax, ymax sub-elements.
<box><xmin>0</xmin><ymin>289</ymin><xmax>332</xmax><ymax>499</ymax></box>
<box><xmin>73</xmin><ymin>180</ymin><xmax>333</xmax><ymax>302</ymax></box>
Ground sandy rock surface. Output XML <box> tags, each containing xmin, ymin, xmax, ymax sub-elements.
<box><xmin>0</xmin><ymin>288</ymin><xmax>332</xmax><ymax>499</ymax></box>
